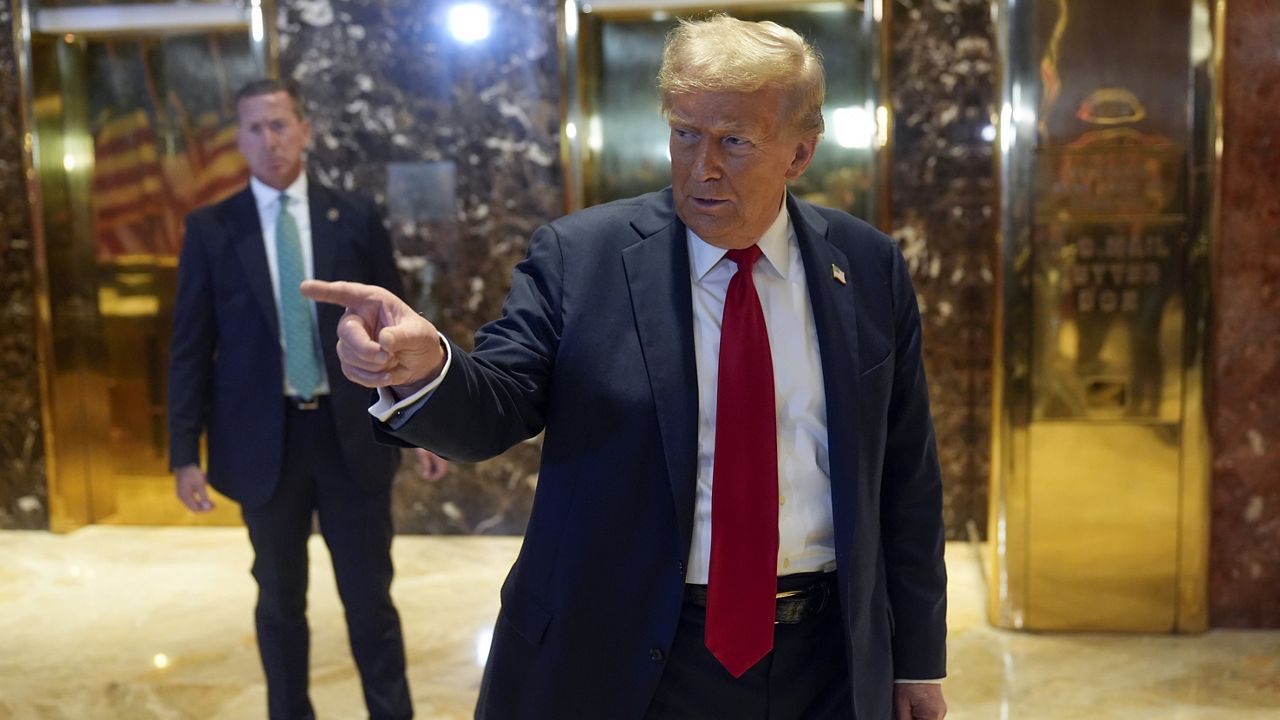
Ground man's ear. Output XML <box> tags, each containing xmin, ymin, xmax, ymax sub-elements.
<box><xmin>785</xmin><ymin>135</ymin><xmax>819</xmax><ymax>180</ymax></box>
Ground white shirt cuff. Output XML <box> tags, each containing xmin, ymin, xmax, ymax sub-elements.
<box><xmin>894</xmin><ymin>678</ymin><xmax>945</xmax><ymax>684</ymax></box>
<box><xmin>368</xmin><ymin>334</ymin><xmax>453</xmax><ymax>427</ymax></box>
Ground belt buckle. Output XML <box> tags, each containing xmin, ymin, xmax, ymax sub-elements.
<box><xmin>774</xmin><ymin>589</ymin><xmax>805</xmax><ymax>625</ymax></box>
<box><xmin>294</xmin><ymin>398</ymin><xmax>320</xmax><ymax>411</ymax></box>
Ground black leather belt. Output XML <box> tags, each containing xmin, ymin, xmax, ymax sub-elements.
<box><xmin>286</xmin><ymin>396</ymin><xmax>323</xmax><ymax>411</ymax></box>
<box><xmin>685</xmin><ymin>572</ymin><xmax>836</xmax><ymax>625</ymax></box>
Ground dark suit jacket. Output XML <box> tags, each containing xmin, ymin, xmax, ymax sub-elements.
<box><xmin>386</xmin><ymin>189</ymin><xmax>947</xmax><ymax>719</ymax></box>
<box><xmin>169</xmin><ymin>180</ymin><xmax>402</xmax><ymax>508</ymax></box>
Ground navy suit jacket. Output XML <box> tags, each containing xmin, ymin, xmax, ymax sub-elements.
<box><xmin>169</xmin><ymin>180</ymin><xmax>402</xmax><ymax>508</ymax></box>
<box><xmin>387</xmin><ymin>189</ymin><xmax>946</xmax><ymax>719</ymax></box>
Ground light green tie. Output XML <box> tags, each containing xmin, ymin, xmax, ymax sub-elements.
<box><xmin>276</xmin><ymin>193</ymin><xmax>323</xmax><ymax>399</ymax></box>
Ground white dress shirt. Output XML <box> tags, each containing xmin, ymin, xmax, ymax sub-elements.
<box><xmin>249</xmin><ymin>173</ymin><xmax>331</xmax><ymax>397</ymax></box>
<box><xmin>684</xmin><ymin>203</ymin><xmax>835</xmax><ymax>584</ymax></box>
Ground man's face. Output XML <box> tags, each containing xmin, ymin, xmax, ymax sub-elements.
<box><xmin>668</xmin><ymin>88</ymin><xmax>817</xmax><ymax>250</ymax></box>
<box><xmin>236</xmin><ymin>91</ymin><xmax>311</xmax><ymax>191</ymax></box>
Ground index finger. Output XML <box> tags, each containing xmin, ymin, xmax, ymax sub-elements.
<box><xmin>300</xmin><ymin>279</ymin><xmax>389</xmax><ymax>311</ymax></box>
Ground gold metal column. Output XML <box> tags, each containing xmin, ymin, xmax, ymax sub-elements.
<box><xmin>989</xmin><ymin>0</ymin><xmax>1218</xmax><ymax>631</ymax></box>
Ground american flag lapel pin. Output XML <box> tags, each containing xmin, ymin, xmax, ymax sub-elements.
<box><xmin>831</xmin><ymin>264</ymin><xmax>847</xmax><ymax>285</ymax></box>
<box><xmin>327</xmin><ymin>207</ymin><xmax>340</xmax><ymax>222</ymax></box>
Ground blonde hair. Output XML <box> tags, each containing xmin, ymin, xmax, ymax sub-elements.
<box><xmin>658</xmin><ymin>14</ymin><xmax>826</xmax><ymax>137</ymax></box>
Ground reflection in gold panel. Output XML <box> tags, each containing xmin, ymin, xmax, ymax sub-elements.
<box><xmin>1031</xmin><ymin>133</ymin><xmax>1187</xmax><ymax>425</ymax></box>
<box><xmin>23</xmin><ymin>5</ymin><xmax>268</xmax><ymax>528</ymax></box>
<box><xmin>1026</xmin><ymin>423</ymin><xmax>1180</xmax><ymax>630</ymax></box>
<box><xmin>990</xmin><ymin>0</ymin><xmax>1215</xmax><ymax>632</ymax></box>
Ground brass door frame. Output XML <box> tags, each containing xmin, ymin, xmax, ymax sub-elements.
<box><xmin>13</xmin><ymin>0</ymin><xmax>278</xmax><ymax>531</ymax></box>
<box><xmin>557</xmin><ymin>0</ymin><xmax>892</xmax><ymax>230</ymax></box>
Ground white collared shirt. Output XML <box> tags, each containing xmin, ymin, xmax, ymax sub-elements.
<box><xmin>248</xmin><ymin>173</ymin><xmax>330</xmax><ymax>397</ymax></box>
<box><xmin>684</xmin><ymin>201</ymin><xmax>835</xmax><ymax>584</ymax></box>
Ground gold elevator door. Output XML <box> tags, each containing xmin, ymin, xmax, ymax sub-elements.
<box><xmin>31</xmin><ymin>25</ymin><xmax>266</xmax><ymax>528</ymax></box>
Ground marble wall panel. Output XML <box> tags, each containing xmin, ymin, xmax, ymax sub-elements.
<box><xmin>1209</xmin><ymin>0</ymin><xmax>1280</xmax><ymax>628</ymax></box>
<box><xmin>277</xmin><ymin>0</ymin><xmax>562</xmax><ymax>534</ymax></box>
<box><xmin>0</xmin><ymin>6</ymin><xmax>50</xmax><ymax>529</ymax></box>
<box><xmin>890</xmin><ymin>0</ymin><xmax>997</xmax><ymax>539</ymax></box>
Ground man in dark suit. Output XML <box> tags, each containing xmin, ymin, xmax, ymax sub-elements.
<box><xmin>168</xmin><ymin>79</ymin><xmax>413</xmax><ymax>720</ymax></box>
<box><xmin>305</xmin><ymin>15</ymin><xmax>947</xmax><ymax>720</ymax></box>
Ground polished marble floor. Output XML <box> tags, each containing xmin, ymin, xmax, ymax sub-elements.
<box><xmin>0</xmin><ymin>529</ymin><xmax>1276</xmax><ymax>719</ymax></box>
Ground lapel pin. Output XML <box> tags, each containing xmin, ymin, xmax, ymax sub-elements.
<box><xmin>327</xmin><ymin>207</ymin><xmax>340</xmax><ymax>222</ymax></box>
<box><xmin>831</xmin><ymin>264</ymin><xmax>847</xmax><ymax>285</ymax></box>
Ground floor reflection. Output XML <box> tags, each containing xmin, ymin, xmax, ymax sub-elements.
<box><xmin>0</xmin><ymin>529</ymin><xmax>1275</xmax><ymax>719</ymax></box>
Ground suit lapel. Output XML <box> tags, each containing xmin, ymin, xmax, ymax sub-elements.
<box><xmin>230</xmin><ymin>187</ymin><xmax>280</xmax><ymax>338</ymax></box>
<box><xmin>788</xmin><ymin>194</ymin><xmax>862</xmax><ymax>553</ymax></box>
<box><xmin>621</xmin><ymin>191</ymin><xmax>700</xmax><ymax>556</ymax></box>
<box><xmin>308</xmin><ymin>179</ymin><xmax>338</xmax><ymax>283</ymax></box>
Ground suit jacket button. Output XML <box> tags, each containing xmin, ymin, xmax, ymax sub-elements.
<box><xmin>649</xmin><ymin>648</ymin><xmax>664</xmax><ymax>662</ymax></box>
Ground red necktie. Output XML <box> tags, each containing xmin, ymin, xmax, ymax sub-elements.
<box><xmin>705</xmin><ymin>245</ymin><xmax>778</xmax><ymax>678</ymax></box>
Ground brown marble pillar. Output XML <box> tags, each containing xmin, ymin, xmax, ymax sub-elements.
<box><xmin>1210</xmin><ymin>0</ymin><xmax>1280</xmax><ymax>628</ymax></box>
<box><xmin>889</xmin><ymin>0</ymin><xmax>997</xmax><ymax>538</ymax></box>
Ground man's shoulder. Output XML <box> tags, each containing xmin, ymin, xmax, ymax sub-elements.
<box><xmin>186</xmin><ymin>185</ymin><xmax>253</xmax><ymax>231</ymax></box>
<box><xmin>310</xmin><ymin>180</ymin><xmax>378</xmax><ymax>216</ymax></box>
<box><xmin>554</xmin><ymin>190</ymin><xmax>664</xmax><ymax>223</ymax></box>
<box><xmin>793</xmin><ymin>196</ymin><xmax>899</xmax><ymax>265</ymax></box>
<box><xmin>798</xmin><ymin>198</ymin><xmax>892</xmax><ymax>245</ymax></box>
<box><xmin>545</xmin><ymin>189</ymin><xmax>671</xmax><ymax>245</ymax></box>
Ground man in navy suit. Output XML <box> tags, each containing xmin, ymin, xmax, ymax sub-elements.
<box><xmin>306</xmin><ymin>15</ymin><xmax>947</xmax><ymax>720</ymax></box>
<box><xmin>168</xmin><ymin>79</ymin><xmax>413</xmax><ymax>719</ymax></box>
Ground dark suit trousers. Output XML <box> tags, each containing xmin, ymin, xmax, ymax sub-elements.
<box><xmin>644</xmin><ymin>573</ymin><xmax>853</xmax><ymax>720</ymax></box>
<box><xmin>241</xmin><ymin>398</ymin><xmax>411</xmax><ymax>720</ymax></box>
